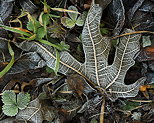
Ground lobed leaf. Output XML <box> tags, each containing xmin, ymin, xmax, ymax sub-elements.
<box><xmin>68</xmin><ymin>6</ymin><xmax>78</xmax><ymax>21</ymax></box>
<box><xmin>2</xmin><ymin>105</ymin><xmax>18</xmax><ymax>116</ymax></box>
<box><xmin>17</xmin><ymin>93</ymin><xmax>31</xmax><ymax>110</ymax></box>
<box><xmin>61</xmin><ymin>17</ymin><xmax>76</xmax><ymax>28</ymax></box>
<box><xmin>2</xmin><ymin>90</ymin><xmax>16</xmax><ymax>105</ymax></box>
<box><xmin>15</xmin><ymin>3</ymin><xmax>145</xmax><ymax>101</ymax></box>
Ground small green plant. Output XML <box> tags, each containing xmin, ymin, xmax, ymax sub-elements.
<box><xmin>2</xmin><ymin>90</ymin><xmax>30</xmax><ymax>116</ymax></box>
<box><xmin>0</xmin><ymin>0</ymin><xmax>70</xmax><ymax>76</ymax></box>
<box><xmin>100</xmin><ymin>23</ymin><xmax>109</xmax><ymax>35</ymax></box>
<box><xmin>61</xmin><ymin>6</ymin><xmax>87</xmax><ymax>28</ymax></box>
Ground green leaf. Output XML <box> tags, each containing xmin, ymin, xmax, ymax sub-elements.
<box><xmin>17</xmin><ymin>93</ymin><xmax>31</xmax><ymax>110</ymax></box>
<box><xmin>42</xmin><ymin>14</ymin><xmax>50</xmax><ymax>26</ymax></box>
<box><xmin>38</xmin><ymin>39</ymin><xmax>62</xmax><ymax>50</ymax></box>
<box><xmin>36</xmin><ymin>27</ymin><xmax>46</xmax><ymax>39</ymax></box>
<box><xmin>57</xmin><ymin>41</ymin><xmax>70</xmax><ymax>51</ymax></box>
<box><xmin>2</xmin><ymin>104</ymin><xmax>18</xmax><ymax>116</ymax></box>
<box><xmin>76</xmin><ymin>12</ymin><xmax>87</xmax><ymax>26</ymax></box>
<box><xmin>2</xmin><ymin>90</ymin><xmax>16</xmax><ymax>105</ymax></box>
<box><xmin>1</xmin><ymin>90</ymin><xmax>30</xmax><ymax>116</ymax></box>
<box><xmin>48</xmin><ymin>14</ymin><xmax>60</xmax><ymax>18</ymax></box>
<box><xmin>61</xmin><ymin>17</ymin><xmax>76</xmax><ymax>28</ymax></box>
<box><xmin>34</xmin><ymin>20</ymin><xmax>41</xmax><ymax>30</ymax></box>
<box><xmin>54</xmin><ymin>49</ymin><xmax>60</xmax><ymax>75</ymax></box>
<box><xmin>68</xmin><ymin>6</ymin><xmax>78</xmax><ymax>21</ymax></box>
<box><xmin>0</xmin><ymin>24</ymin><xmax>32</xmax><ymax>37</ymax></box>
<box><xmin>46</xmin><ymin>66</ymin><xmax>54</xmax><ymax>73</ymax></box>
<box><xmin>27</xmin><ymin>21</ymin><xmax>34</xmax><ymax>31</ymax></box>
<box><xmin>100</xmin><ymin>28</ymin><xmax>109</xmax><ymax>35</ymax></box>
<box><xmin>0</xmin><ymin>42</ymin><xmax>15</xmax><ymax>78</ymax></box>
<box><xmin>122</xmin><ymin>101</ymin><xmax>140</xmax><ymax>111</ymax></box>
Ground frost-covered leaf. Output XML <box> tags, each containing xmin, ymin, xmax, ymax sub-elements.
<box><xmin>16</xmin><ymin>3</ymin><xmax>145</xmax><ymax>101</ymax></box>
<box><xmin>19</xmin><ymin>0</ymin><xmax>38</xmax><ymax>14</ymax></box>
<box><xmin>142</xmin><ymin>36</ymin><xmax>151</xmax><ymax>48</ymax></box>
<box><xmin>8</xmin><ymin>52</ymin><xmax>46</xmax><ymax>74</ymax></box>
<box><xmin>81</xmin><ymin>3</ymin><xmax>145</xmax><ymax>100</ymax></box>
<box><xmin>17</xmin><ymin>93</ymin><xmax>31</xmax><ymax>110</ymax></box>
<box><xmin>131</xmin><ymin>112</ymin><xmax>142</xmax><ymax>120</ymax></box>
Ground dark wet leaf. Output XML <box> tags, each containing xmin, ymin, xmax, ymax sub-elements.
<box><xmin>8</xmin><ymin>52</ymin><xmax>46</xmax><ymax>74</ymax></box>
<box><xmin>80</xmin><ymin>95</ymin><xmax>102</xmax><ymax>117</ymax></box>
<box><xmin>0</xmin><ymin>0</ymin><xmax>15</xmax><ymax>23</ymax></box>
<box><xmin>147</xmin><ymin>72</ymin><xmax>154</xmax><ymax>84</ymax></box>
<box><xmin>126</xmin><ymin>0</ymin><xmax>154</xmax><ymax>31</ymax></box>
<box><xmin>127</xmin><ymin>0</ymin><xmax>144</xmax><ymax>21</ymax></box>
<box><xmin>19</xmin><ymin>0</ymin><xmax>38</xmax><ymax>14</ymax></box>
<box><xmin>137</xmin><ymin>47</ymin><xmax>154</xmax><ymax>61</ymax></box>
<box><xmin>0</xmin><ymin>118</ymin><xmax>24</xmax><ymax>123</ymax></box>
<box><xmin>0</xmin><ymin>38</ymin><xmax>9</xmax><ymax>53</ymax></box>
<box><xmin>67</xmin><ymin>74</ymin><xmax>85</xmax><ymax>97</ymax></box>
<box><xmin>48</xmin><ymin>21</ymin><xmax>66</xmax><ymax>38</ymax></box>
<box><xmin>67</xmin><ymin>74</ymin><xmax>95</xmax><ymax>97</ymax></box>
<box><xmin>108</xmin><ymin>0</ymin><xmax>125</xmax><ymax>36</ymax></box>
<box><xmin>16</xmin><ymin>98</ymin><xmax>57</xmax><ymax>123</ymax></box>
<box><xmin>0</xmin><ymin>0</ymin><xmax>15</xmax><ymax>37</ymax></box>
<box><xmin>139</xmin><ymin>0</ymin><xmax>154</xmax><ymax>13</ymax></box>
<box><xmin>95</xmin><ymin>0</ymin><xmax>112</xmax><ymax>9</ymax></box>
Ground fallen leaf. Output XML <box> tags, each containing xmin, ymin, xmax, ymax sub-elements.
<box><xmin>15</xmin><ymin>3</ymin><xmax>145</xmax><ymax>101</ymax></box>
<box><xmin>67</xmin><ymin>74</ymin><xmax>84</xmax><ymax>97</ymax></box>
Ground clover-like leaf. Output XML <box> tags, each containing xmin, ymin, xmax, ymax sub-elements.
<box><xmin>76</xmin><ymin>12</ymin><xmax>87</xmax><ymax>26</ymax></box>
<box><xmin>61</xmin><ymin>6</ymin><xmax>86</xmax><ymax>28</ymax></box>
<box><xmin>1</xmin><ymin>90</ymin><xmax>31</xmax><ymax>116</ymax></box>
<box><xmin>68</xmin><ymin>6</ymin><xmax>78</xmax><ymax>21</ymax></box>
<box><xmin>17</xmin><ymin>93</ymin><xmax>31</xmax><ymax>110</ymax></box>
<box><xmin>61</xmin><ymin>16</ymin><xmax>76</xmax><ymax>28</ymax></box>
<box><xmin>2</xmin><ymin>104</ymin><xmax>18</xmax><ymax>116</ymax></box>
<box><xmin>2</xmin><ymin>90</ymin><xmax>16</xmax><ymax>105</ymax></box>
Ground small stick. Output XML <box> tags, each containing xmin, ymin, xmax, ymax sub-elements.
<box><xmin>100</xmin><ymin>98</ymin><xmax>106</xmax><ymax>123</ymax></box>
<box><xmin>112</xmin><ymin>31</ymin><xmax>154</xmax><ymax>39</ymax></box>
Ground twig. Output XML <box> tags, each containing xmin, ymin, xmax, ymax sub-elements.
<box><xmin>128</xmin><ymin>99</ymin><xmax>153</xmax><ymax>103</ymax></box>
<box><xmin>100</xmin><ymin>98</ymin><xmax>106</xmax><ymax>123</ymax></box>
<box><xmin>112</xmin><ymin>31</ymin><xmax>154</xmax><ymax>39</ymax></box>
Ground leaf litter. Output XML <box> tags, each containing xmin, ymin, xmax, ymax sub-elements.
<box><xmin>0</xmin><ymin>0</ymin><xmax>154</xmax><ymax>122</ymax></box>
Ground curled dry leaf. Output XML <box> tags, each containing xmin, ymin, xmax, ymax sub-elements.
<box><xmin>67</xmin><ymin>74</ymin><xmax>85</xmax><ymax>97</ymax></box>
